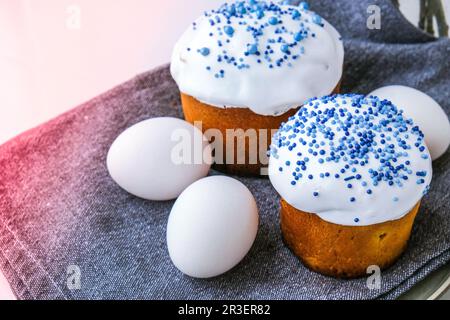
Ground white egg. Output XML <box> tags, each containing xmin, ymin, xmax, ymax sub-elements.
<box><xmin>369</xmin><ymin>85</ymin><xmax>450</xmax><ymax>161</ymax></box>
<box><xmin>107</xmin><ymin>117</ymin><xmax>212</xmax><ymax>201</ymax></box>
<box><xmin>167</xmin><ymin>176</ymin><xmax>259</xmax><ymax>278</ymax></box>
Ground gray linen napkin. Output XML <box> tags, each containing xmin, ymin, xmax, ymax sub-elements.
<box><xmin>0</xmin><ymin>0</ymin><xmax>449</xmax><ymax>300</ymax></box>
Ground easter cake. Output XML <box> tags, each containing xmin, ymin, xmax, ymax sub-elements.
<box><xmin>269</xmin><ymin>94</ymin><xmax>433</xmax><ymax>278</ymax></box>
<box><xmin>171</xmin><ymin>0</ymin><xmax>344</xmax><ymax>175</ymax></box>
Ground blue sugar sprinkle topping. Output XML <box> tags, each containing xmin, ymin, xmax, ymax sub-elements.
<box><xmin>247</xmin><ymin>43</ymin><xmax>258</xmax><ymax>55</ymax></box>
<box><xmin>187</xmin><ymin>1</ymin><xmax>322</xmax><ymax>79</ymax></box>
<box><xmin>198</xmin><ymin>47</ymin><xmax>211</xmax><ymax>56</ymax></box>
<box><xmin>270</xmin><ymin>94</ymin><xmax>431</xmax><ymax>203</ymax></box>
<box><xmin>299</xmin><ymin>2</ymin><xmax>309</xmax><ymax>10</ymax></box>
<box><xmin>292</xmin><ymin>9</ymin><xmax>301</xmax><ymax>20</ymax></box>
<box><xmin>280</xmin><ymin>44</ymin><xmax>290</xmax><ymax>54</ymax></box>
<box><xmin>313</xmin><ymin>192</ymin><xmax>319</xmax><ymax>197</ymax></box>
<box><xmin>224</xmin><ymin>25</ymin><xmax>235</xmax><ymax>36</ymax></box>
<box><xmin>312</xmin><ymin>14</ymin><xmax>323</xmax><ymax>26</ymax></box>
<box><xmin>354</xmin><ymin>218</ymin><xmax>360</xmax><ymax>223</ymax></box>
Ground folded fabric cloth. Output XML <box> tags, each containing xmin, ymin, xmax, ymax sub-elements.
<box><xmin>0</xmin><ymin>0</ymin><xmax>449</xmax><ymax>300</ymax></box>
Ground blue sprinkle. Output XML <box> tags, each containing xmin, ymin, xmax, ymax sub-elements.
<box><xmin>416</xmin><ymin>171</ymin><xmax>427</xmax><ymax>177</ymax></box>
<box><xmin>312</xmin><ymin>14</ymin><xmax>323</xmax><ymax>26</ymax></box>
<box><xmin>291</xmin><ymin>181</ymin><xmax>296</xmax><ymax>186</ymax></box>
<box><xmin>268</xmin><ymin>17</ymin><xmax>279</xmax><ymax>25</ymax></box>
<box><xmin>256</xmin><ymin>10</ymin><xmax>264</xmax><ymax>19</ymax></box>
<box><xmin>224</xmin><ymin>25</ymin><xmax>235</xmax><ymax>36</ymax></box>
<box><xmin>247</xmin><ymin>44</ymin><xmax>258</xmax><ymax>55</ymax></box>
<box><xmin>393</xmin><ymin>197</ymin><xmax>399</xmax><ymax>202</ymax></box>
<box><xmin>292</xmin><ymin>10</ymin><xmax>301</xmax><ymax>20</ymax></box>
<box><xmin>367</xmin><ymin>189</ymin><xmax>372</xmax><ymax>194</ymax></box>
<box><xmin>344</xmin><ymin>176</ymin><xmax>355</xmax><ymax>181</ymax></box>
<box><xmin>281</xmin><ymin>44</ymin><xmax>290</xmax><ymax>53</ymax></box>
<box><xmin>299</xmin><ymin>2</ymin><xmax>309</xmax><ymax>10</ymax></box>
<box><xmin>198</xmin><ymin>47</ymin><xmax>210</xmax><ymax>56</ymax></box>
<box><xmin>354</xmin><ymin>218</ymin><xmax>360</xmax><ymax>223</ymax></box>
<box><xmin>350</xmin><ymin>197</ymin><xmax>356</xmax><ymax>202</ymax></box>
<box><xmin>313</xmin><ymin>192</ymin><xmax>319</xmax><ymax>197</ymax></box>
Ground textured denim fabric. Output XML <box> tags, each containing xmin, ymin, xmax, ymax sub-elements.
<box><xmin>0</xmin><ymin>0</ymin><xmax>449</xmax><ymax>300</ymax></box>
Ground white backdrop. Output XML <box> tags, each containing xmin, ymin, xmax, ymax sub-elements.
<box><xmin>0</xmin><ymin>0</ymin><xmax>449</xmax><ymax>300</ymax></box>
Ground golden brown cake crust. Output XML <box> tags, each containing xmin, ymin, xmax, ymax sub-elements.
<box><xmin>180</xmin><ymin>83</ymin><xmax>340</xmax><ymax>176</ymax></box>
<box><xmin>280</xmin><ymin>199</ymin><xmax>420</xmax><ymax>278</ymax></box>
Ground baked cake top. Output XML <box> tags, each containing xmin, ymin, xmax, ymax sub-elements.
<box><xmin>269</xmin><ymin>94</ymin><xmax>432</xmax><ymax>226</ymax></box>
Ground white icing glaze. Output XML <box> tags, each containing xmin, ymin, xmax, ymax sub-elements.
<box><xmin>170</xmin><ymin>1</ymin><xmax>344</xmax><ymax>116</ymax></box>
<box><xmin>369</xmin><ymin>85</ymin><xmax>450</xmax><ymax>161</ymax></box>
<box><xmin>269</xmin><ymin>94</ymin><xmax>433</xmax><ymax>226</ymax></box>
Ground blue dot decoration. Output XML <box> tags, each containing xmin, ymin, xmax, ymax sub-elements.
<box><xmin>247</xmin><ymin>43</ymin><xmax>258</xmax><ymax>55</ymax></box>
<box><xmin>268</xmin><ymin>16</ymin><xmax>279</xmax><ymax>25</ymax></box>
<box><xmin>299</xmin><ymin>2</ymin><xmax>309</xmax><ymax>10</ymax></box>
<box><xmin>312</xmin><ymin>14</ymin><xmax>323</xmax><ymax>26</ymax></box>
<box><xmin>224</xmin><ymin>25</ymin><xmax>235</xmax><ymax>37</ymax></box>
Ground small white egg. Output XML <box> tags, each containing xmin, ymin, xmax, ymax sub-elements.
<box><xmin>107</xmin><ymin>117</ymin><xmax>212</xmax><ymax>201</ymax></box>
<box><xmin>167</xmin><ymin>176</ymin><xmax>259</xmax><ymax>278</ymax></box>
<box><xmin>369</xmin><ymin>85</ymin><xmax>450</xmax><ymax>161</ymax></box>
